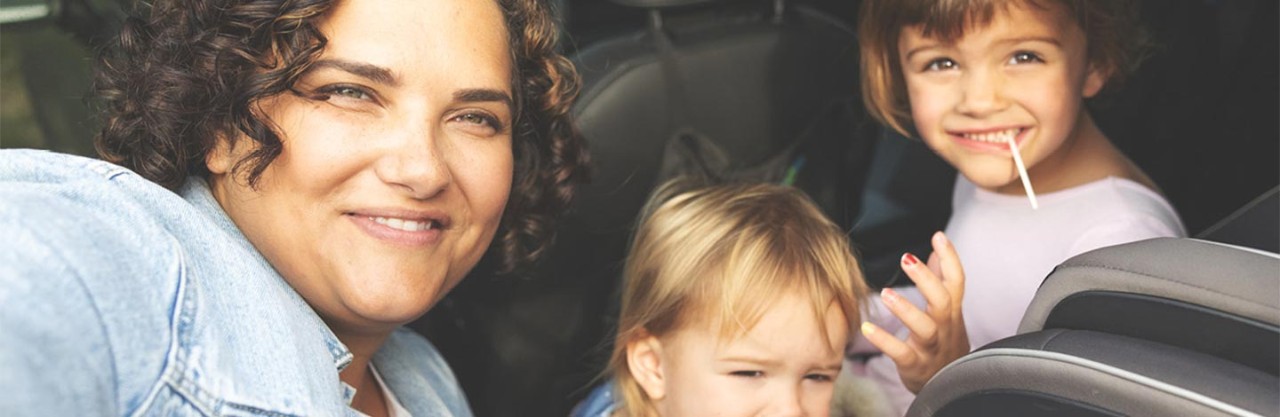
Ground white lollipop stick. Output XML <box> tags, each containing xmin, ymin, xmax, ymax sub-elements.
<box><xmin>1007</xmin><ymin>136</ymin><xmax>1038</xmax><ymax>210</ymax></box>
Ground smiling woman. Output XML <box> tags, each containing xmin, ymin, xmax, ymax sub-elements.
<box><xmin>0</xmin><ymin>0</ymin><xmax>585</xmax><ymax>415</ymax></box>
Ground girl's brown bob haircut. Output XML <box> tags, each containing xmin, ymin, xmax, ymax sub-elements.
<box><xmin>859</xmin><ymin>0</ymin><xmax>1150</xmax><ymax>135</ymax></box>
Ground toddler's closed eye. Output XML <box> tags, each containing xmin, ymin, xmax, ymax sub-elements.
<box><xmin>805</xmin><ymin>373</ymin><xmax>834</xmax><ymax>382</ymax></box>
<box><xmin>730</xmin><ymin>370</ymin><xmax>764</xmax><ymax>378</ymax></box>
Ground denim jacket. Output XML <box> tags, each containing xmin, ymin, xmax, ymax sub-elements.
<box><xmin>0</xmin><ymin>150</ymin><xmax>473</xmax><ymax>417</ymax></box>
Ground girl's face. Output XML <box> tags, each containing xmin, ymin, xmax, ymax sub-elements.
<box><xmin>631</xmin><ymin>291</ymin><xmax>848</xmax><ymax>417</ymax></box>
<box><xmin>208</xmin><ymin>0</ymin><xmax>513</xmax><ymax>334</ymax></box>
<box><xmin>898</xmin><ymin>1</ymin><xmax>1106</xmax><ymax>192</ymax></box>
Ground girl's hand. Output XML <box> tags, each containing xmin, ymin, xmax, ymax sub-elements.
<box><xmin>860</xmin><ymin>231</ymin><xmax>969</xmax><ymax>394</ymax></box>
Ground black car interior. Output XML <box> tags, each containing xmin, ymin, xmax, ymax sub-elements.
<box><xmin>1</xmin><ymin>0</ymin><xmax>1276</xmax><ymax>416</ymax></box>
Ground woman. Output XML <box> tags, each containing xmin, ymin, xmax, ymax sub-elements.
<box><xmin>0</xmin><ymin>0</ymin><xmax>585</xmax><ymax>415</ymax></box>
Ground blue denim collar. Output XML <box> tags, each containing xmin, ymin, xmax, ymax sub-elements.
<box><xmin>179</xmin><ymin>177</ymin><xmax>354</xmax><ymax>373</ymax></box>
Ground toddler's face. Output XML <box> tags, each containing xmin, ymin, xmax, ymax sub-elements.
<box><xmin>897</xmin><ymin>1</ymin><xmax>1106</xmax><ymax>193</ymax></box>
<box><xmin>638</xmin><ymin>292</ymin><xmax>848</xmax><ymax>417</ymax></box>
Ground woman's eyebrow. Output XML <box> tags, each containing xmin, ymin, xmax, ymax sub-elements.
<box><xmin>455</xmin><ymin>88</ymin><xmax>514</xmax><ymax>110</ymax></box>
<box><xmin>310</xmin><ymin>59</ymin><xmax>400</xmax><ymax>87</ymax></box>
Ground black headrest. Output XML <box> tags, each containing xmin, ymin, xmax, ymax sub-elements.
<box><xmin>610</xmin><ymin>0</ymin><xmax>735</xmax><ymax>8</ymax></box>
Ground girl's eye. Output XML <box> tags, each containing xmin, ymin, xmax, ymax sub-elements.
<box><xmin>1009</xmin><ymin>51</ymin><xmax>1043</xmax><ymax>65</ymax></box>
<box><xmin>730</xmin><ymin>370</ymin><xmax>764</xmax><ymax>378</ymax></box>
<box><xmin>924</xmin><ymin>58</ymin><xmax>957</xmax><ymax>72</ymax></box>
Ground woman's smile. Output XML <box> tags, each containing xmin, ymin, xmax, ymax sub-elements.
<box><xmin>345</xmin><ymin>209</ymin><xmax>451</xmax><ymax>247</ymax></box>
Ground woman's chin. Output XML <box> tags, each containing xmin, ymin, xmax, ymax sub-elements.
<box><xmin>335</xmin><ymin>286</ymin><xmax>443</xmax><ymax>329</ymax></box>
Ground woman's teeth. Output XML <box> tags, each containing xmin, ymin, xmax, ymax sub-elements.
<box><xmin>962</xmin><ymin>128</ymin><xmax>1021</xmax><ymax>143</ymax></box>
<box><xmin>372</xmin><ymin>216</ymin><xmax>435</xmax><ymax>232</ymax></box>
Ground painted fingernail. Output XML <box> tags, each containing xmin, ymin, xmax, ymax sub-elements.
<box><xmin>861</xmin><ymin>322</ymin><xmax>875</xmax><ymax>336</ymax></box>
<box><xmin>902</xmin><ymin>253</ymin><xmax>920</xmax><ymax>266</ymax></box>
<box><xmin>881</xmin><ymin>288</ymin><xmax>898</xmax><ymax>305</ymax></box>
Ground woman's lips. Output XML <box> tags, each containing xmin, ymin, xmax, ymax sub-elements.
<box><xmin>345</xmin><ymin>211</ymin><xmax>449</xmax><ymax>247</ymax></box>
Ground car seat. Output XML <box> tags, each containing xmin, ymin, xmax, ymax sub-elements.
<box><xmin>906</xmin><ymin>237</ymin><xmax>1280</xmax><ymax>417</ymax></box>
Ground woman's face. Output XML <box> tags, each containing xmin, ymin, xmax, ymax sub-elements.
<box><xmin>208</xmin><ymin>0</ymin><xmax>513</xmax><ymax>332</ymax></box>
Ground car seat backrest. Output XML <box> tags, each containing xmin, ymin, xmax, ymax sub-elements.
<box><xmin>1018</xmin><ymin>238</ymin><xmax>1280</xmax><ymax>374</ymax></box>
<box><xmin>911</xmin><ymin>329</ymin><xmax>1279</xmax><ymax>417</ymax></box>
<box><xmin>570</xmin><ymin>0</ymin><xmax>873</xmax><ymax>235</ymax></box>
<box><xmin>908</xmin><ymin>238</ymin><xmax>1280</xmax><ymax>417</ymax></box>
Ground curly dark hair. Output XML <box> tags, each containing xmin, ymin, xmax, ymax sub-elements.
<box><xmin>93</xmin><ymin>0</ymin><xmax>589</xmax><ymax>275</ymax></box>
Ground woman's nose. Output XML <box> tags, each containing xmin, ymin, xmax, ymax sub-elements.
<box><xmin>955</xmin><ymin>69</ymin><xmax>1006</xmax><ymax>117</ymax></box>
<box><xmin>374</xmin><ymin>120</ymin><xmax>452</xmax><ymax>200</ymax></box>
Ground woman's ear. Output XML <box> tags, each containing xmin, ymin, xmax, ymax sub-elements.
<box><xmin>1082</xmin><ymin>63</ymin><xmax>1110</xmax><ymax>98</ymax></box>
<box><xmin>626</xmin><ymin>333</ymin><xmax>667</xmax><ymax>401</ymax></box>
<box><xmin>206</xmin><ymin>135</ymin><xmax>236</xmax><ymax>175</ymax></box>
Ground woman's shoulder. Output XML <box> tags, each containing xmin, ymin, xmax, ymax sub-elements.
<box><xmin>0</xmin><ymin>150</ymin><xmax>193</xmax><ymax>413</ymax></box>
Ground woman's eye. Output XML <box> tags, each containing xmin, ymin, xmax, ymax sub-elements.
<box><xmin>924</xmin><ymin>58</ymin><xmax>957</xmax><ymax>72</ymax></box>
<box><xmin>452</xmin><ymin>112</ymin><xmax>504</xmax><ymax>135</ymax></box>
<box><xmin>730</xmin><ymin>370</ymin><xmax>764</xmax><ymax>378</ymax></box>
<box><xmin>1009</xmin><ymin>51</ymin><xmax>1043</xmax><ymax>65</ymax></box>
<box><xmin>457</xmin><ymin>113</ymin><xmax>494</xmax><ymax>126</ymax></box>
<box><xmin>315</xmin><ymin>85</ymin><xmax>373</xmax><ymax>101</ymax></box>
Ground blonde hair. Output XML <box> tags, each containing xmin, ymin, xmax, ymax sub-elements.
<box><xmin>608</xmin><ymin>179</ymin><xmax>869</xmax><ymax>417</ymax></box>
<box><xmin>859</xmin><ymin>0</ymin><xmax>1151</xmax><ymax>136</ymax></box>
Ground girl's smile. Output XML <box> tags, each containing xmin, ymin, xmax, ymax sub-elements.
<box><xmin>946</xmin><ymin>126</ymin><xmax>1029</xmax><ymax>153</ymax></box>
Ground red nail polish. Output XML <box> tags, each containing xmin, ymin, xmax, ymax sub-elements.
<box><xmin>902</xmin><ymin>253</ymin><xmax>919</xmax><ymax>266</ymax></box>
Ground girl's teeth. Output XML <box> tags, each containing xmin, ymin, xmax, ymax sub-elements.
<box><xmin>371</xmin><ymin>216</ymin><xmax>434</xmax><ymax>231</ymax></box>
<box><xmin>964</xmin><ymin>128</ymin><xmax>1020</xmax><ymax>143</ymax></box>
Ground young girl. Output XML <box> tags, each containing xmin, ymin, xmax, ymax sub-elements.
<box><xmin>573</xmin><ymin>179</ymin><xmax>872</xmax><ymax>417</ymax></box>
<box><xmin>853</xmin><ymin>0</ymin><xmax>1187</xmax><ymax>414</ymax></box>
